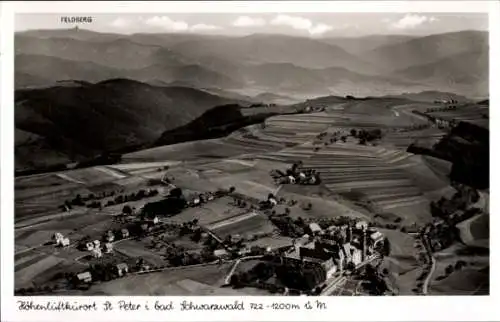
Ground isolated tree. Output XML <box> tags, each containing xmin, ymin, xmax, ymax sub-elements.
<box><xmin>230</xmin><ymin>274</ymin><xmax>241</xmax><ymax>288</ymax></box>
<box><xmin>229</xmin><ymin>186</ymin><xmax>236</xmax><ymax>193</ymax></box>
<box><xmin>122</xmin><ymin>205</ymin><xmax>132</xmax><ymax>215</ymax></box>
<box><xmin>382</xmin><ymin>238</ymin><xmax>391</xmax><ymax>256</ymax></box>
<box><xmin>341</xmin><ymin>136</ymin><xmax>347</xmax><ymax>143</ymax></box>
<box><xmin>169</xmin><ymin>187</ymin><xmax>183</xmax><ymax>199</ymax></box>
<box><xmin>455</xmin><ymin>260</ymin><xmax>467</xmax><ymax>270</ymax></box>
<box><xmin>350</xmin><ymin>129</ymin><xmax>357</xmax><ymax>137</ymax></box>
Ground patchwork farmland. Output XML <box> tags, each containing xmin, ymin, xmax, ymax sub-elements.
<box><xmin>14</xmin><ymin>95</ymin><xmax>489</xmax><ymax>296</ymax></box>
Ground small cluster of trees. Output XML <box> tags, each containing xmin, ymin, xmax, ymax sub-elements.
<box><xmin>430</xmin><ymin>185</ymin><xmax>479</xmax><ymax>219</ymax></box>
<box><xmin>426</xmin><ymin>105</ymin><xmax>458</xmax><ymax>113</ymax></box>
<box><xmin>350</xmin><ymin>128</ymin><xmax>383</xmax><ymax>145</ymax></box>
<box><xmin>271</xmin><ymin>162</ymin><xmax>321</xmax><ymax>185</ymax></box>
<box><xmin>360</xmin><ymin>264</ymin><xmax>390</xmax><ymax>295</ymax></box>
<box><xmin>436</xmin><ymin>260</ymin><xmax>468</xmax><ymax>281</ymax></box>
<box><xmin>275</xmin><ymin>261</ymin><xmax>326</xmax><ymax>291</ymax></box>
<box><xmin>103</xmin><ymin>189</ymin><xmax>159</xmax><ymax>208</ymax></box>
<box><xmin>270</xmin><ymin>214</ymin><xmax>310</xmax><ymax>238</ymax></box>
<box><xmin>61</xmin><ymin>190</ymin><xmax>127</xmax><ymax>210</ymax></box>
<box><xmin>230</xmin><ymin>262</ymin><xmax>276</xmax><ymax>289</ymax></box>
<box><xmin>16</xmin><ymin>284</ymin><xmax>63</xmax><ymax>295</ymax></box>
<box><xmin>164</xmin><ymin>242</ymin><xmax>217</xmax><ymax>266</ymax></box>
<box><xmin>399</xmin><ymin>123</ymin><xmax>431</xmax><ymax>132</ymax></box>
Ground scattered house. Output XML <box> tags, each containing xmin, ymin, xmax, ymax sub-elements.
<box><xmin>76</xmin><ymin>272</ymin><xmax>92</xmax><ymax>283</ymax></box>
<box><xmin>116</xmin><ymin>263</ymin><xmax>129</xmax><ymax>277</ymax></box>
<box><xmin>85</xmin><ymin>242</ymin><xmax>94</xmax><ymax>251</ymax></box>
<box><xmin>370</xmin><ymin>231</ymin><xmax>384</xmax><ymax>247</ymax></box>
<box><xmin>53</xmin><ymin>232</ymin><xmax>64</xmax><ymax>243</ymax></box>
<box><xmin>355</xmin><ymin>221</ymin><xmax>368</xmax><ymax>230</ymax></box>
<box><xmin>269</xmin><ymin>197</ymin><xmax>278</xmax><ymax>207</ymax></box>
<box><xmin>121</xmin><ymin>228</ymin><xmax>129</xmax><ymax>239</ymax></box>
<box><xmin>153</xmin><ymin>216</ymin><xmax>159</xmax><ymax>225</ymax></box>
<box><xmin>93</xmin><ymin>240</ymin><xmax>100</xmax><ymax>248</ymax></box>
<box><xmin>104</xmin><ymin>243</ymin><xmax>113</xmax><ymax>253</ymax></box>
<box><xmin>232</xmin><ymin>234</ymin><xmax>243</xmax><ymax>243</ymax></box>
<box><xmin>141</xmin><ymin>223</ymin><xmax>149</xmax><ymax>231</ymax></box>
<box><xmin>60</xmin><ymin>237</ymin><xmax>70</xmax><ymax>247</ymax></box>
<box><xmin>207</xmin><ymin>193</ymin><xmax>215</xmax><ymax>201</ymax></box>
<box><xmin>192</xmin><ymin>197</ymin><xmax>201</xmax><ymax>206</ymax></box>
<box><xmin>91</xmin><ymin>248</ymin><xmax>102</xmax><ymax>258</ymax></box>
<box><xmin>309</xmin><ymin>223</ymin><xmax>323</xmax><ymax>235</ymax></box>
<box><xmin>299</xmin><ymin>172</ymin><xmax>306</xmax><ymax>181</ymax></box>
<box><xmin>106</xmin><ymin>233</ymin><xmax>115</xmax><ymax>243</ymax></box>
<box><xmin>287</xmin><ymin>176</ymin><xmax>296</xmax><ymax>184</ymax></box>
<box><xmin>214</xmin><ymin>249</ymin><xmax>229</xmax><ymax>257</ymax></box>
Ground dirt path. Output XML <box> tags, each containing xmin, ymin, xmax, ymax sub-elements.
<box><xmin>422</xmin><ymin>255</ymin><xmax>436</xmax><ymax>294</ymax></box>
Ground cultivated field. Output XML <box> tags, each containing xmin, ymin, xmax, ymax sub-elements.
<box><xmin>80</xmin><ymin>262</ymin><xmax>237</xmax><ymax>295</ymax></box>
<box><xmin>15</xmin><ymin>96</ymin><xmax>489</xmax><ymax>296</ymax></box>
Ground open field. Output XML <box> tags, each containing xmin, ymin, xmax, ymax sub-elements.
<box><xmin>77</xmin><ymin>262</ymin><xmax>236</xmax><ymax>295</ymax></box>
<box><xmin>457</xmin><ymin>213</ymin><xmax>489</xmax><ymax>248</ymax></box>
<box><xmin>212</xmin><ymin>212</ymin><xmax>275</xmax><ymax>239</ymax></box>
<box><xmin>430</xmin><ymin>243</ymin><xmax>489</xmax><ymax>295</ymax></box>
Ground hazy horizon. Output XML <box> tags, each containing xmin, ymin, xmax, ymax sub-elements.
<box><xmin>15</xmin><ymin>13</ymin><xmax>488</xmax><ymax>38</ymax></box>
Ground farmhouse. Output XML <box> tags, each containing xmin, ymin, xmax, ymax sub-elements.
<box><xmin>53</xmin><ymin>232</ymin><xmax>64</xmax><ymax>243</ymax></box>
<box><xmin>370</xmin><ymin>231</ymin><xmax>384</xmax><ymax>247</ymax></box>
<box><xmin>92</xmin><ymin>248</ymin><xmax>102</xmax><ymax>258</ymax></box>
<box><xmin>104</xmin><ymin>242</ymin><xmax>113</xmax><ymax>253</ymax></box>
<box><xmin>153</xmin><ymin>216</ymin><xmax>159</xmax><ymax>225</ymax></box>
<box><xmin>116</xmin><ymin>263</ymin><xmax>129</xmax><ymax>277</ymax></box>
<box><xmin>85</xmin><ymin>242</ymin><xmax>94</xmax><ymax>251</ymax></box>
<box><xmin>121</xmin><ymin>228</ymin><xmax>130</xmax><ymax>238</ymax></box>
<box><xmin>355</xmin><ymin>221</ymin><xmax>368</xmax><ymax>230</ymax></box>
<box><xmin>106</xmin><ymin>231</ymin><xmax>115</xmax><ymax>242</ymax></box>
<box><xmin>214</xmin><ymin>249</ymin><xmax>229</xmax><ymax>257</ymax></box>
<box><xmin>59</xmin><ymin>237</ymin><xmax>70</xmax><ymax>247</ymax></box>
<box><xmin>76</xmin><ymin>272</ymin><xmax>92</xmax><ymax>283</ymax></box>
<box><xmin>309</xmin><ymin>223</ymin><xmax>323</xmax><ymax>235</ymax></box>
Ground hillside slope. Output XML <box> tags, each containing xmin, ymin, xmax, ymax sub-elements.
<box><xmin>15</xmin><ymin>79</ymin><xmax>244</xmax><ymax>171</ymax></box>
<box><xmin>362</xmin><ymin>30</ymin><xmax>488</xmax><ymax>72</ymax></box>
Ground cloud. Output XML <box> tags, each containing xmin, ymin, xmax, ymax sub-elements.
<box><xmin>309</xmin><ymin>23</ymin><xmax>334</xmax><ymax>35</ymax></box>
<box><xmin>270</xmin><ymin>14</ymin><xmax>333</xmax><ymax>35</ymax></box>
<box><xmin>144</xmin><ymin>16</ymin><xmax>189</xmax><ymax>31</ymax></box>
<box><xmin>390</xmin><ymin>14</ymin><xmax>438</xmax><ymax>29</ymax></box>
<box><xmin>109</xmin><ymin>18</ymin><xmax>132</xmax><ymax>29</ymax></box>
<box><xmin>232</xmin><ymin>16</ymin><xmax>266</xmax><ymax>27</ymax></box>
<box><xmin>190</xmin><ymin>23</ymin><xmax>221</xmax><ymax>31</ymax></box>
<box><xmin>143</xmin><ymin>16</ymin><xmax>221</xmax><ymax>33</ymax></box>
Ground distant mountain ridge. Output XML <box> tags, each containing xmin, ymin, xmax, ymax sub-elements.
<box><xmin>15</xmin><ymin>29</ymin><xmax>488</xmax><ymax>98</ymax></box>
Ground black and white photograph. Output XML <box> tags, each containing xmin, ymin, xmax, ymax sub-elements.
<box><xmin>10</xmin><ymin>7</ymin><xmax>490</xmax><ymax>299</ymax></box>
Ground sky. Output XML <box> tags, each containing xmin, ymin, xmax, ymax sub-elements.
<box><xmin>15</xmin><ymin>13</ymin><xmax>488</xmax><ymax>37</ymax></box>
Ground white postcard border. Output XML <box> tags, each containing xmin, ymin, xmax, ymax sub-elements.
<box><xmin>1</xmin><ymin>1</ymin><xmax>499</xmax><ymax>322</ymax></box>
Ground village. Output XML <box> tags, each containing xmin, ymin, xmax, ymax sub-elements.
<box><xmin>15</xmin><ymin>161</ymin><xmax>391</xmax><ymax>296</ymax></box>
